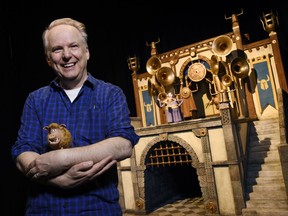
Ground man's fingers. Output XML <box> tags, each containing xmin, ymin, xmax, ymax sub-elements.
<box><xmin>94</xmin><ymin>160</ymin><xmax>117</xmax><ymax>176</ymax></box>
<box><xmin>87</xmin><ymin>159</ymin><xmax>117</xmax><ymax>180</ymax></box>
<box><xmin>73</xmin><ymin>161</ymin><xmax>94</xmax><ymax>171</ymax></box>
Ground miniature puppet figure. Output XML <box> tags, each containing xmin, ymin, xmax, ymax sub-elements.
<box><xmin>158</xmin><ymin>92</ymin><xmax>184</xmax><ymax>123</ymax></box>
<box><xmin>43</xmin><ymin>123</ymin><xmax>72</xmax><ymax>150</ymax></box>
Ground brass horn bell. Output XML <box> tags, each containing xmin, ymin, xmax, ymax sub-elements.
<box><xmin>210</xmin><ymin>55</ymin><xmax>219</xmax><ymax>75</ymax></box>
<box><xmin>156</xmin><ymin>67</ymin><xmax>175</xmax><ymax>87</ymax></box>
<box><xmin>146</xmin><ymin>56</ymin><xmax>162</xmax><ymax>76</ymax></box>
<box><xmin>212</xmin><ymin>35</ymin><xmax>233</xmax><ymax>57</ymax></box>
<box><xmin>221</xmin><ymin>74</ymin><xmax>233</xmax><ymax>88</ymax></box>
<box><xmin>230</xmin><ymin>57</ymin><xmax>249</xmax><ymax>78</ymax></box>
<box><xmin>148</xmin><ymin>79</ymin><xmax>159</xmax><ymax>97</ymax></box>
<box><xmin>157</xmin><ymin>92</ymin><xmax>167</xmax><ymax>102</ymax></box>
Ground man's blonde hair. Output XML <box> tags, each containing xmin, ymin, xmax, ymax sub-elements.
<box><xmin>42</xmin><ymin>18</ymin><xmax>88</xmax><ymax>55</ymax></box>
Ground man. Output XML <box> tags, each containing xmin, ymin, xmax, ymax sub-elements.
<box><xmin>11</xmin><ymin>17</ymin><xmax>139</xmax><ymax>215</ymax></box>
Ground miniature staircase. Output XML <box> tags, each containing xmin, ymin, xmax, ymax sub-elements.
<box><xmin>242</xmin><ymin>118</ymin><xmax>288</xmax><ymax>216</ymax></box>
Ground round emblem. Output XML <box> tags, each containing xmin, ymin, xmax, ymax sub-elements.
<box><xmin>180</xmin><ymin>87</ymin><xmax>191</xmax><ymax>99</ymax></box>
<box><xmin>188</xmin><ymin>62</ymin><xmax>207</xmax><ymax>82</ymax></box>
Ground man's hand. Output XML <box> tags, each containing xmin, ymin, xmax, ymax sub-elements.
<box><xmin>30</xmin><ymin>156</ymin><xmax>117</xmax><ymax>189</ymax></box>
<box><xmin>26</xmin><ymin>149</ymin><xmax>68</xmax><ymax>179</ymax></box>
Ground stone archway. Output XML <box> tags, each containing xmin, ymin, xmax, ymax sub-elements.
<box><xmin>135</xmin><ymin>134</ymin><xmax>210</xmax><ymax>213</ymax></box>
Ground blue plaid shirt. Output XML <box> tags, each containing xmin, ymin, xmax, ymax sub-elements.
<box><xmin>11</xmin><ymin>73</ymin><xmax>139</xmax><ymax>216</ymax></box>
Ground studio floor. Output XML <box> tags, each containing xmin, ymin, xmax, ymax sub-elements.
<box><xmin>123</xmin><ymin>197</ymin><xmax>206</xmax><ymax>216</ymax></box>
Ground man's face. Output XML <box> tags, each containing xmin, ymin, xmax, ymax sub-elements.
<box><xmin>46</xmin><ymin>24</ymin><xmax>90</xmax><ymax>87</ymax></box>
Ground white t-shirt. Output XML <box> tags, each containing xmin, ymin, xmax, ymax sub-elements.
<box><xmin>64</xmin><ymin>86</ymin><xmax>82</xmax><ymax>102</ymax></box>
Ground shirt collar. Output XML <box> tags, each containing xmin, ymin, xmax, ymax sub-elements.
<box><xmin>50</xmin><ymin>73</ymin><xmax>94</xmax><ymax>90</ymax></box>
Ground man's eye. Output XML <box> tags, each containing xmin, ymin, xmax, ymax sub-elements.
<box><xmin>70</xmin><ymin>45</ymin><xmax>79</xmax><ymax>50</ymax></box>
<box><xmin>52</xmin><ymin>48</ymin><xmax>62</xmax><ymax>53</ymax></box>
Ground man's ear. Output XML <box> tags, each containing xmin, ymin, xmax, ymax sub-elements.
<box><xmin>46</xmin><ymin>57</ymin><xmax>52</xmax><ymax>66</ymax></box>
<box><xmin>86</xmin><ymin>47</ymin><xmax>90</xmax><ymax>60</ymax></box>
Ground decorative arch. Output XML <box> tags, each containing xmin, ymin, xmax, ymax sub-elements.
<box><xmin>139</xmin><ymin>134</ymin><xmax>200</xmax><ymax>168</ymax></box>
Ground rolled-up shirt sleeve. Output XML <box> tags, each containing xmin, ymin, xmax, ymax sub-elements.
<box><xmin>105</xmin><ymin>86</ymin><xmax>139</xmax><ymax>146</ymax></box>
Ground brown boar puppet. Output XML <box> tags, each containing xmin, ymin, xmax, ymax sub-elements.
<box><xmin>43</xmin><ymin>123</ymin><xmax>72</xmax><ymax>150</ymax></box>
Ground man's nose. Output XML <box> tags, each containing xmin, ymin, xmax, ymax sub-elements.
<box><xmin>62</xmin><ymin>48</ymin><xmax>72</xmax><ymax>58</ymax></box>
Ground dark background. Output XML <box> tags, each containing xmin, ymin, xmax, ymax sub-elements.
<box><xmin>1</xmin><ymin>1</ymin><xmax>287</xmax><ymax>215</ymax></box>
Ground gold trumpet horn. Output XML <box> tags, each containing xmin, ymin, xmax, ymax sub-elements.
<box><xmin>212</xmin><ymin>35</ymin><xmax>233</xmax><ymax>57</ymax></box>
<box><xmin>210</xmin><ymin>55</ymin><xmax>219</xmax><ymax>75</ymax></box>
<box><xmin>156</xmin><ymin>67</ymin><xmax>175</xmax><ymax>87</ymax></box>
<box><xmin>157</xmin><ymin>92</ymin><xmax>167</xmax><ymax>102</ymax></box>
<box><xmin>230</xmin><ymin>57</ymin><xmax>249</xmax><ymax>78</ymax></box>
<box><xmin>148</xmin><ymin>79</ymin><xmax>159</xmax><ymax>97</ymax></box>
<box><xmin>221</xmin><ymin>74</ymin><xmax>233</xmax><ymax>88</ymax></box>
<box><xmin>146</xmin><ymin>56</ymin><xmax>162</xmax><ymax>76</ymax></box>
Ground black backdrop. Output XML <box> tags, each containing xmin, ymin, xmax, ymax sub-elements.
<box><xmin>1</xmin><ymin>1</ymin><xmax>287</xmax><ymax>215</ymax></box>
